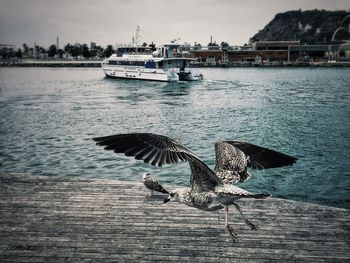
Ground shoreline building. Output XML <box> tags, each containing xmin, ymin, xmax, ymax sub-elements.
<box><xmin>189</xmin><ymin>41</ymin><xmax>350</xmax><ymax>65</ymax></box>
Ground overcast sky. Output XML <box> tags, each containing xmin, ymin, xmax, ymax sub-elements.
<box><xmin>1</xmin><ymin>0</ymin><xmax>349</xmax><ymax>48</ymax></box>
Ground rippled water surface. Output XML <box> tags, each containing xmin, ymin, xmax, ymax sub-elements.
<box><xmin>1</xmin><ymin>67</ymin><xmax>349</xmax><ymax>208</ymax></box>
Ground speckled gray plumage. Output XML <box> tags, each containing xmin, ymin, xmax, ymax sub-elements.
<box><xmin>142</xmin><ymin>173</ymin><xmax>169</xmax><ymax>194</ymax></box>
<box><xmin>214</xmin><ymin>142</ymin><xmax>250</xmax><ymax>184</ymax></box>
<box><xmin>170</xmin><ymin>184</ymin><xmax>270</xmax><ymax>212</ymax></box>
<box><xmin>93</xmin><ymin>132</ymin><xmax>296</xmax><ymax>241</ymax></box>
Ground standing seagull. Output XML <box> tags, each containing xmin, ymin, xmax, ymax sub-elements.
<box><xmin>93</xmin><ymin>133</ymin><xmax>296</xmax><ymax>241</ymax></box>
<box><xmin>142</xmin><ymin>172</ymin><xmax>169</xmax><ymax>196</ymax></box>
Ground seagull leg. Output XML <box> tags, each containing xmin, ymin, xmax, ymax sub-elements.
<box><xmin>233</xmin><ymin>202</ymin><xmax>259</xmax><ymax>231</ymax></box>
<box><xmin>217</xmin><ymin>211</ymin><xmax>220</xmax><ymax>224</ymax></box>
<box><xmin>224</xmin><ymin>206</ymin><xmax>237</xmax><ymax>242</ymax></box>
<box><xmin>150</xmin><ymin>190</ymin><xmax>153</xmax><ymax>197</ymax></box>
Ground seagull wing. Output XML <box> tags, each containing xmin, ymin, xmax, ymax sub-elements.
<box><xmin>215</xmin><ymin>141</ymin><xmax>297</xmax><ymax>183</ymax></box>
<box><xmin>224</xmin><ymin>141</ymin><xmax>297</xmax><ymax>170</ymax></box>
<box><xmin>214</xmin><ymin>141</ymin><xmax>250</xmax><ymax>183</ymax></box>
<box><xmin>93</xmin><ymin>133</ymin><xmax>222</xmax><ymax>192</ymax></box>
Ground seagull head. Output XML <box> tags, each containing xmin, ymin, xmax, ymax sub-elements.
<box><xmin>163</xmin><ymin>192</ymin><xmax>175</xmax><ymax>203</ymax></box>
<box><xmin>142</xmin><ymin>172</ymin><xmax>151</xmax><ymax>181</ymax></box>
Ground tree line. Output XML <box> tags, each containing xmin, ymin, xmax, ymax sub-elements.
<box><xmin>0</xmin><ymin>43</ymin><xmax>116</xmax><ymax>60</ymax></box>
<box><xmin>0</xmin><ymin>41</ymin><xmax>160</xmax><ymax>60</ymax></box>
<box><xmin>1</xmin><ymin>40</ymin><xmax>236</xmax><ymax>60</ymax></box>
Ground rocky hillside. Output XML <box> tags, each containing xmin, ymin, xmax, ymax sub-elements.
<box><xmin>250</xmin><ymin>10</ymin><xmax>350</xmax><ymax>44</ymax></box>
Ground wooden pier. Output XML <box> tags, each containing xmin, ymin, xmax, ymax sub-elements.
<box><xmin>0</xmin><ymin>173</ymin><xmax>349</xmax><ymax>262</ymax></box>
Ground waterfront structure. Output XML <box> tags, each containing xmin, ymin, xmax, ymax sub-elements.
<box><xmin>190</xmin><ymin>42</ymin><xmax>297</xmax><ymax>65</ymax></box>
<box><xmin>190</xmin><ymin>41</ymin><xmax>350</xmax><ymax>65</ymax></box>
<box><xmin>101</xmin><ymin>44</ymin><xmax>203</xmax><ymax>81</ymax></box>
<box><xmin>253</xmin><ymin>41</ymin><xmax>300</xmax><ymax>50</ymax></box>
<box><xmin>2</xmin><ymin>173</ymin><xmax>349</xmax><ymax>262</ymax></box>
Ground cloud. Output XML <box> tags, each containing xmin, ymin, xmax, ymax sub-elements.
<box><xmin>0</xmin><ymin>0</ymin><xmax>349</xmax><ymax>47</ymax></box>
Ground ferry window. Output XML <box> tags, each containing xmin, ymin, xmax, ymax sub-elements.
<box><xmin>133</xmin><ymin>61</ymin><xmax>143</xmax><ymax>66</ymax></box>
<box><xmin>119</xmin><ymin>61</ymin><xmax>144</xmax><ymax>66</ymax></box>
<box><xmin>145</xmin><ymin>61</ymin><xmax>156</xmax><ymax>68</ymax></box>
<box><xmin>168</xmin><ymin>61</ymin><xmax>172</xmax><ymax>64</ymax></box>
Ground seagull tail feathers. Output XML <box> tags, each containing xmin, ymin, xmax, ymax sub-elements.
<box><xmin>159</xmin><ymin>186</ymin><xmax>170</xmax><ymax>195</ymax></box>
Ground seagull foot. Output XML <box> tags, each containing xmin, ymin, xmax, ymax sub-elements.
<box><xmin>245</xmin><ymin>219</ymin><xmax>259</xmax><ymax>231</ymax></box>
<box><xmin>225</xmin><ymin>224</ymin><xmax>238</xmax><ymax>242</ymax></box>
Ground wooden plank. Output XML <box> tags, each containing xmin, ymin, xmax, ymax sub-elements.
<box><xmin>0</xmin><ymin>173</ymin><xmax>349</xmax><ymax>262</ymax></box>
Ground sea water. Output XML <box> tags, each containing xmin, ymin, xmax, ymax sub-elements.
<box><xmin>0</xmin><ymin>67</ymin><xmax>349</xmax><ymax>208</ymax></box>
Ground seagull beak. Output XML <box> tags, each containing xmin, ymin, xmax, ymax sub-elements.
<box><xmin>163</xmin><ymin>197</ymin><xmax>170</xmax><ymax>204</ymax></box>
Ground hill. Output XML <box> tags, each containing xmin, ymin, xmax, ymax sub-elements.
<box><xmin>250</xmin><ymin>10</ymin><xmax>350</xmax><ymax>44</ymax></box>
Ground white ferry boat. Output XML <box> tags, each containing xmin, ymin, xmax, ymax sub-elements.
<box><xmin>101</xmin><ymin>44</ymin><xmax>203</xmax><ymax>82</ymax></box>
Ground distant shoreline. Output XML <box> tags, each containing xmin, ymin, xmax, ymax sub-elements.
<box><xmin>0</xmin><ymin>60</ymin><xmax>102</xmax><ymax>68</ymax></box>
<box><xmin>1</xmin><ymin>60</ymin><xmax>350</xmax><ymax>68</ymax></box>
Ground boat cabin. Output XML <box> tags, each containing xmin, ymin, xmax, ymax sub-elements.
<box><xmin>115</xmin><ymin>47</ymin><xmax>153</xmax><ymax>57</ymax></box>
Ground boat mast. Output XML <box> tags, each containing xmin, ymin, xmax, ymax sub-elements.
<box><xmin>135</xmin><ymin>25</ymin><xmax>140</xmax><ymax>53</ymax></box>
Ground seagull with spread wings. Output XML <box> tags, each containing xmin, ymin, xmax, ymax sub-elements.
<box><xmin>93</xmin><ymin>133</ymin><xmax>297</xmax><ymax>241</ymax></box>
